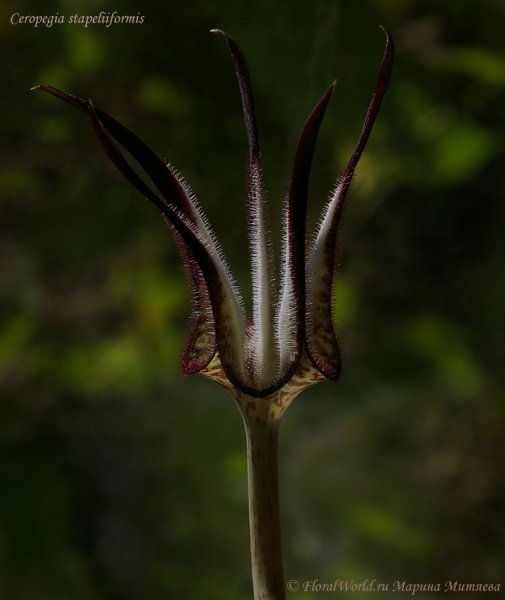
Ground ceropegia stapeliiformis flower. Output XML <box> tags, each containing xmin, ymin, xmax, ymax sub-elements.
<box><xmin>35</xmin><ymin>29</ymin><xmax>393</xmax><ymax>600</ymax></box>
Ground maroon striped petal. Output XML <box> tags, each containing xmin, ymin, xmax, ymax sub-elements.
<box><xmin>277</xmin><ymin>82</ymin><xmax>335</xmax><ymax>381</ymax></box>
<box><xmin>213</xmin><ymin>30</ymin><xmax>278</xmax><ymax>388</ymax></box>
<box><xmin>305</xmin><ymin>29</ymin><xmax>394</xmax><ymax>379</ymax></box>
<box><xmin>35</xmin><ymin>86</ymin><xmax>252</xmax><ymax>387</ymax></box>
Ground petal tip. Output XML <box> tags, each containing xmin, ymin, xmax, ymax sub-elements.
<box><xmin>379</xmin><ymin>24</ymin><xmax>391</xmax><ymax>37</ymax></box>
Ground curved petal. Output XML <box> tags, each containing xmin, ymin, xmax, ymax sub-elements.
<box><xmin>35</xmin><ymin>86</ymin><xmax>250</xmax><ymax>385</ymax></box>
<box><xmin>213</xmin><ymin>30</ymin><xmax>278</xmax><ymax>388</ymax></box>
<box><xmin>277</xmin><ymin>82</ymin><xmax>335</xmax><ymax>381</ymax></box>
<box><xmin>306</xmin><ymin>29</ymin><xmax>394</xmax><ymax>379</ymax></box>
<box><xmin>87</xmin><ymin>102</ymin><xmax>247</xmax><ymax>379</ymax></box>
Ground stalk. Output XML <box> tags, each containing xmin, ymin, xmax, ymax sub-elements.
<box><xmin>223</xmin><ymin>351</ymin><xmax>325</xmax><ymax>599</ymax></box>
<box><xmin>242</xmin><ymin>410</ymin><xmax>286</xmax><ymax>600</ymax></box>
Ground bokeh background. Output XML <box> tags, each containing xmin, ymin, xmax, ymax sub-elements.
<box><xmin>1</xmin><ymin>0</ymin><xmax>504</xmax><ymax>598</ymax></box>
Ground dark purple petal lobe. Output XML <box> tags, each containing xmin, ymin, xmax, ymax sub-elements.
<box><xmin>87</xmin><ymin>102</ymin><xmax>218</xmax><ymax>372</ymax></box>
<box><xmin>277</xmin><ymin>82</ymin><xmax>335</xmax><ymax>379</ymax></box>
<box><xmin>211</xmin><ymin>30</ymin><xmax>259</xmax><ymax>158</ymax></box>
<box><xmin>213</xmin><ymin>30</ymin><xmax>277</xmax><ymax>388</ymax></box>
<box><xmin>34</xmin><ymin>87</ymin><xmax>198</xmax><ymax>221</ymax></box>
<box><xmin>86</xmin><ymin>103</ymin><xmax>250</xmax><ymax>387</ymax></box>
<box><xmin>36</xmin><ymin>87</ymin><xmax>254</xmax><ymax>388</ymax></box>
<box><xmin>306</xmin><ymin>29</ymin><xmax>394</xmax><ymax>379</ymax></box>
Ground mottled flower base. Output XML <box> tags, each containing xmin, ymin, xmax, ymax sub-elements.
<box><xmin>201</xmin><ymin>348</ymin><xmax>326</xmax><ymax>421</ymax></box>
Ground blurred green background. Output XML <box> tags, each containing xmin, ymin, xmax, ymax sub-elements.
<box><xmin>1</xmin><ymin>0</ymin><xmax>504</xmax><ymax>598</ymax></box>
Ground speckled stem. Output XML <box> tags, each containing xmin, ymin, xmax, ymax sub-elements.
<box><xmin>243</xmin><ymin>411</ymin><xmax>285</xmax><ymax>600</ymax></box>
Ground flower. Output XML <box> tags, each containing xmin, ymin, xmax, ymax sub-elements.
<box><xmin>34</xmin><ymin>29</ymin><xmax>393</xmax><ymax>408</ymax></box>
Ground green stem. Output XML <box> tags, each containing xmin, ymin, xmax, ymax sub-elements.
<box><xmin>243</xmin><ymin>413</ymin><xmax>286</xmax><ymax>600</ymax></box>
<box><xmin>205</xmin><ymin>350</ymin><xmax>324</xmax><ymax>597</ymax></box>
